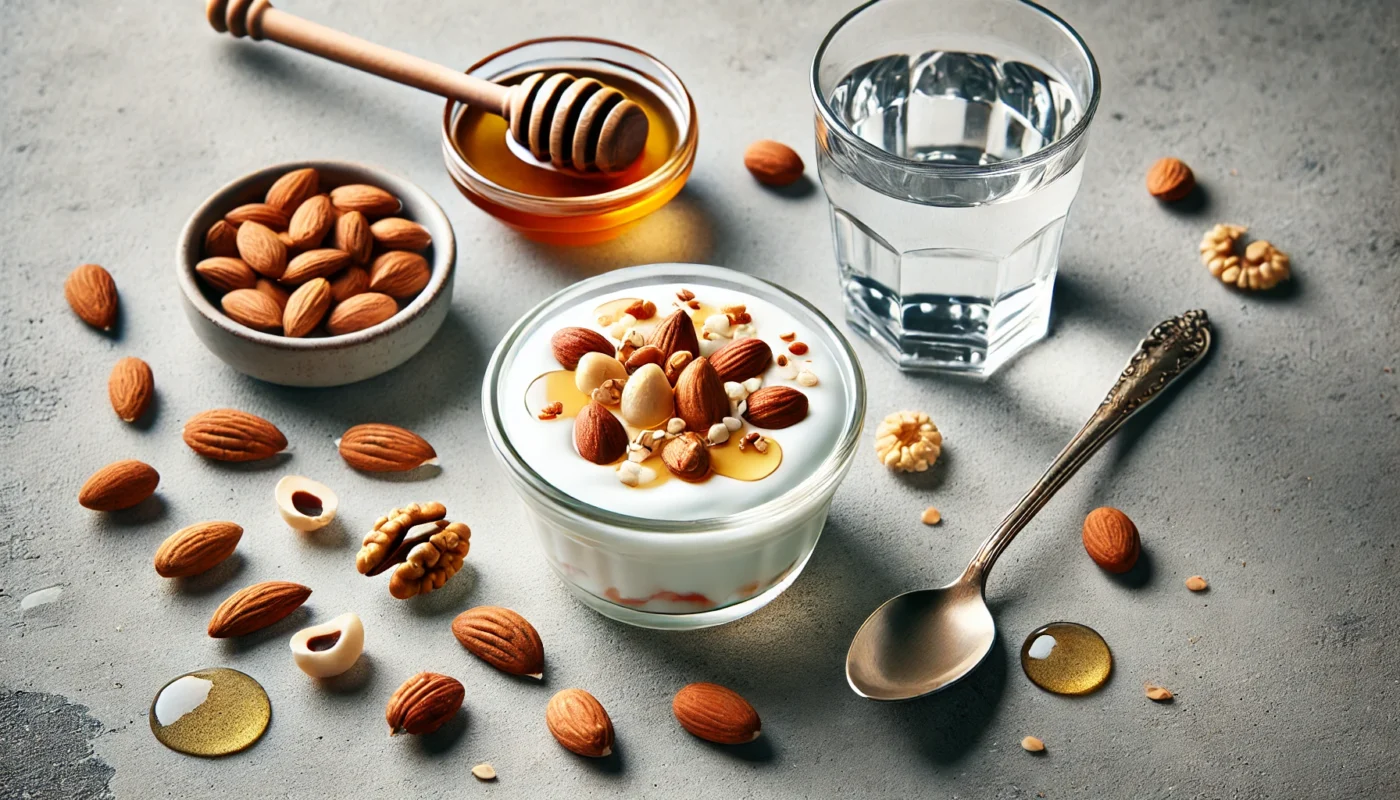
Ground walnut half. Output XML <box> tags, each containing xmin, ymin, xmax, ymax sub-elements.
<box><xmin>356</xmin><ymin>502</ymin><xmax>471</xmax><ymax>599</ymax></box>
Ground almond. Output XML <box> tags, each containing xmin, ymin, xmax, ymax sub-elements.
<box><xmin>743</xmin><ymin>385</ymin><xmax>808</xmax><ymax>429</ymax></box>
<box><xmin>674</xmin><ymin>357</ymin><xmax>728</xmax><ymax>432</ymax></box>
<box><xmin>661</xmin><ymin>432</ymin><xmax>711</xmax><ymax>481</ymax></box>
<box><xmin>1146</xmin><ymin>157</ymin><xmax>1194</xmax><ymax>202</ymax></box>
<box><xmin>64</xmin><ymin>264</ymin><xmax>118</xmax><ymax>330</ymax></box>
<box><xmin>551</xmin><ymin>327</ymin><xmax>615</xmax><ymax>370</ymax></box>
<box><xmin>546</xmin><ymin>689</ymin><xmax>614</xmax><ymax>758</ymax></box>
<box><xmin>672</xmin><ymin>682</ymin><xmax>761</xmax><ymax>744</ymax></box>
<box><xmin>153</xmin><ymin>521</ymin><xmax>243</xmax><ymax>578</ymax></box>
<box><xmin>709</xmin><ymin>337</ymin><xmax>772</xmax><ymax>383</ymax></box>
<box><xmin>326</xmin><ymin>292</ymin><xmax>397</xmax><ymax>335</ymax></box>
<box><xmin>220</xmin><ymin>288</ymin><xmax>283</xmax><ymax>332</ymax></box>
<box><xmin>330</xmin><ymin>184</ymin><xmax>401</xmax><ymax>218</ymax></box>
<box><xmin>451</xmin><ymin>606</ymin><xmax>545</xmax><ymax>678</ymax></box>
<box><xmin>624</xmin><ymin>344</ymin><xmax>665</xmax><ymax>373</ymax></box>
<box><xmin>225</xmin><ymin>202</ymin><xmax>289</xmax><ymax>230</ymax></box>
<box><xmin>618</xmin><ymin>363</ymin><xmax>673</xmax><ymax>428</ymax></box>
<box><xmin>664</xmin><ymin>350</ymin><xmax>693</xmax><ymax>385</ymax></box>
<box><xmin>265</xmin><ymin>167</ymin><xmax>320</xmax><ymax>213</ymax></box>
<box><xmin>283</xmin><ymin>248</ymin><xmax>351</xmax><ymax>285</ymax></box>
<box><xmin>744</xmin><ymin>139</ymin><xmax>804</xmax><ymax>186</ymax></box>
<box><xmin>574</xmin><ymin>401</ymin><xmax>628</xmax><ymax>464</ymax></box>
<box><xmin>286</xmin><ymin>194</ymin><xmax>334</xmax><ymax>249</ymax></box>
<box><xmin>333</xmin><ymin>210</ymin><xmax>373</xmax><ymax>264</ymax></box>
<box><xmin>195</xmin><ymin>256</ymin><xmax>257</xmax><ymax>293</ymax></box>
<box><xmin>207</xmin><ymin>580</ymin><xmax>311</xmax><ymax>638</ymax></box>
<box><xmin>78</xmin><ymin>459</ymin><xmax>159</xmax><ymax>511</ymax></box>
<box><xmin>337</xmin><ymin>423</ymin><xmax>438</xmax><ymax>472</ymax></box>
<box><xmin>183</xmin><ymin>408</ymin><xmax>287</xmax><ymax>461</ymax></box>
<box><xmin>283</xmin><ymin>277</ymin><xmax>331</xmax><ymax>338</ymax></box>
<box><xmin>329</xmin><ymin>265</ymin><xmax>370</xmax><ymax>302</ymax></box>
<box><xmin>235</xmin><ymin>221</ymin><xmax>288</xmax><ymax>278</ymax></box>
<box><xmin>648</xmin><ymin>309</ymin><xmax>701</xmax><ymax>360</ymax></box>
<box><xmin>370</xmin><ymin>217</ymin><xmax>433</xmax><ymax>251</ymax></box>
<box><xmin>386</xmin><ymin>672</ymin><xmax>464</xmax><ymax>736</ymax></box>
<box><xmin>254</xmin><ymin>277</ymin><xmax>290</xmax><ymax>310</ymax></box>
<box><xmin>203</xmin><ymin>219</ymin><xmax>241</xmax><ymax>258</ymax></box>
<box><xmin>108</xmin><ymin>356</ymin><xmax>154</xmax><ymax>423</ymax></box>
<box><xmin>1081</xmin><ymin>507</ymin><xmax>1140</xmax><ymax>573</ymax></box>
<box><xmin>368</xmin><ymin>251</ymin><xmax>431</xmax><ymax>298</ymax></box>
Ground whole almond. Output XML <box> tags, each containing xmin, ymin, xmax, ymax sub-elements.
<box><xmin>225</xmin><ymin>202</ymin><xmax>289</xmax><ymax>230</ymax></box>
<box><xmin>574</xmin><ymin>401</ymin><xmax>628</xmax><ymax>465</ymax></box>
<box><xmin>282</xmin><ymin>248</ymin><xmax>351</xmax><ymax>285</ymax></box>
<box><xmin>1146</xmin><ymin>157</ymin><xmax>1195</xmax><ymax>202</ymax></box>
<box><xmin>674</xmin><ymin>357</ymin><xmax>728</xmax><ymax>432</ymax></box>
<box><xmin>546</xmin><ymin>688</ymin><xmax>614</xmax><ymax>758</ymax></box>
<box><xmin>283</xmin><ymin>277</ymin><xmax>331</xmax><ymax>338</ymax></box>
<box><xmin>368</xmin><ymin>251</ymin><xmax>431</xmax><ymax>298</ymax></box>
<box><xmin>329</xmin><ymin>266</ymin><xmax>370</xmax><ymax>302</ymax></box>
<box><xmin>204</xmin><ymin>219</ymin><xmax>241</xmax><ymax>258</ymax></box>
<box><xmin>709</xmin><ymin>337</ymin><xmax>773</xmax><ymax>383</ymax></box>
<box><xmin>551</xmin><ymin>327</ymin><xmax>615</xmax><ymax>370</ymax></box>
<box><xmin>265</xmin><ymin>167</ymin><xmax>320</xmax><ymax>213</ymax></box>
<box><xmin>334</xmin><ymin>210</ymin><xmax>373</xmax><ymax>264</ymax></box>
<box><xmin>330</xmin><ymin>184</ymin><xmax>401</xmax><ymax>218</ymax></box>
<box><xmin>221</xmin><ymin>288</ymin><xmax>283</xmax><ymax>332</ymax></box>
<box><xmin>108</xmin><ymin>356</ymin><xmax>154</xmax><ymax>423</ymax></box>
<box><xmin>452</xmin><ymin>606</ymin><xmax>545</xmax><ymax>678</ymax></box>
<box><xmin>65</xmin><ymin>264</ymin><xmax>119</xmax><ymax>330</ymax></box>
<box><xmin>183</xmin><ymin>408</ymin><xmax>287</xmax><ymax>462</ymax></box>
<box><xmin>153</xmin><ymin>521</ymin><xmax>243</xmax><ymax>578</ymax></box>
<box><xmin>624</xmin><ymin>344</ymin><xmax>665</xmax><ymax>373</ymax></box>
<box><xmin>661</xmin><ymin>432</ymin><xmax>711</xmax><ymax>481</ymax></box>
<box><xmin>370</xmin><ymin>217</ymin><xmax>433</xmax><ymax>251</ymax></box>
<box><xmin>78</xmin><ymin>459</ymin><xmax>159</xmax><ymax>511</ymax></box>
<box><xmin>207</xmin><ymin>580</ymin><xmax>311</xmax><ymax>638</ymax></box>
<box><xmin>326</xmin><ymin>292</ymin><xmax>397</xmax><ymax>335</ymax></box>
<box><xmin>387</xmin><ymin>672</ymin><xmax>464</xmax><ymax>736</ymax></box>
<box><xmin>337</xmin><ymin>423</ymin><xmax>438</xmax><ymax>472</ymax></box>
<box><xmin>195</xmin><ymin>257</ymin><xmax>257</xmax><ymax>293</ymax></box>
<box><xmin>672</xmin><ymin>682</ymin><xmax>761</xmax><ymax>744</ymax></box>
<box><xmin>286</xmin><ymin>194</ymin><xmax>334</xmax><ymax>249</ymax></box>
<box><xmin>743</xmin><ymin>385</ymin><xmax>808</xmax><ymax>429</ymax></box>
<box><xmin>1081</xmin><ymin>507</ymin><xmax>1141</xmax><ymax>573</ymax></box>
<box><xmin>744</xmin><ymin>139</ymin><xmax>804</xmax><ymax>186</ymax></box>
<box><xmin>254</xmin><ymin>277</ymin><xmax>290</xmax><ymax>310</ymax></box>
<box><xmin>235</xmin><ymin>221</ymin><xmax>288</xmax><ymax>278</ymax></box>
<box><xmin>649</xmin><ymin>309</ymin><xmax>701</xmax><ymax>361</ymax></box>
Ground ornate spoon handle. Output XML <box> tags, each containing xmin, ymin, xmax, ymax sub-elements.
<box><xmin>963</xmin><ymin>310</ymin><xmax>1212</xmax><ymax>582</ymax></box>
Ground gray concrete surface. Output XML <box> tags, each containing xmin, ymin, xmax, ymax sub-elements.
<box><xmin>2</xmin><ymin>0</ymin><xmax>1397</xmax><ymax>797</ymax></box>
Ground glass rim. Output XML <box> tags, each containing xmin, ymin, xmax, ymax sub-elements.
<box><xmin>809</xmin><ymin>0</ymin><xmax>1101</xmax><ymax>178</ymax></box>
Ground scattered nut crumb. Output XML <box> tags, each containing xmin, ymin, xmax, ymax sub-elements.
<box><xmin>796</xmin><ymin>366</ymin><xmax>819</xmax><ymax>387</ymax></box>
<box><xmin>676</xmin><ymin>288</ymin><xmax>695</xmax><ymax>302</ymax></box>
<box><xmin>1021</xmin><ymin>736</ymin><xmax>1045</xmax><ymax>753</ymax></box>
<box><xmin>788</xmin><ymin>341</ymin><xmax>809</xmax><ymax>355</ymax></box>
<box><xmin>1185</xmin><ymin>575</ymin><xmax>1209</xmax><ymax>592</ymax></box>
<box><xmin>538</xmin><ymin>401</ymin><xmax>564</xmax><ymax>420</ymax></box>
<box><xmin>687</xmin><ymin>299</ymin><xmax>700</xmax><ymax>310</ymax></box>
<box><xmin>471</xmin><ymin>763</ymin><xmax>497</xmax><ymax>781</ymax></box>
<box><xmin>1144</xmin><ymin>683</ymin><xmax>1174</xmax><ymax>702</ymax></box>
<box><xmin>921</xmin><ymin>507</ymin><xmax>941</xmax><ymax>525</ymax></box>
<box><xmin>779</xmin><ymin>331</ymin><xmax>796</xmax><ymax>342</ymax></box>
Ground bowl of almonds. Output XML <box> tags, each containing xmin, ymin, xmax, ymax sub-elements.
<box><xmin>177</xmin><ymin>161</ymin><xmax>456</xmax><ymax>386</ymax></box>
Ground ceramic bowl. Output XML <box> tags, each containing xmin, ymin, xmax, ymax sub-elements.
<box><xmin>176</xmin><ymin>160</ymin><xmax>456</xmax><ymax>387</ymax></box>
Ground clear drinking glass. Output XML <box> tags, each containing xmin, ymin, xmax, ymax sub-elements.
<box><xmin>811</xmin><ymin>0</ymin><xmax>1099</xmax><ymax>376</ymax></box>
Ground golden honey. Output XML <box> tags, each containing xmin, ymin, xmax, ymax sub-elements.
<box><xmin>149</xmin><ymin>668</ymin><xmax>270</xmax><ymax>756</ymax></box>
<box><xmin>1019</xmin><ymin>622</ymin><xmax>1113</xmax><ymax>695</ymax></box>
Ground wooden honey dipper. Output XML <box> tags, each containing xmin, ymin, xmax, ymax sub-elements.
<box><xmin>205</xmin><ymin>0</ymin><xmax>650</xmax><ymax>174</ymax></box>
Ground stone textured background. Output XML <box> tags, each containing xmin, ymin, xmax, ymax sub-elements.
<box><xmin>2</xmin><ymin>0</ymin><xmax>1397</xmax><ymax>797</ymax></box>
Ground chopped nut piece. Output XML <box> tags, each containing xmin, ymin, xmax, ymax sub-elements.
<box><xmin>722</xmin><ymin>416</ymin><xmax>742</xmax><ymax>432</ymax></box>
<box><xmin>724</xmin><ymin>381</ymin><xmax>749</xmax><ymax>402</ymax></box>
<box><xmin>676</xmin><ymin>288</ymin><xmax>695</xmax><ymax>302</ymax></box>
<box><xmin>741</xmin><ymin>376</ymin><xmax>763</xmax><ymax>393</ymax></box>
<box><xmin>731</xmin><ymin>322</ymin><xmax>757</xmax><ymax>339</ymax></box>
<box><xmin>664</xmin><ymin>351</ymin><xmax>694</xmax><ymax>384</ymax></box>
<box><xmin>706</xmin><ymin>423</ymin><xmax>730</xmax><ymax>446</ymax></box>
<box><xmin>617</xmin><ymin>460</ymin><xmax>657</xmax><ymax>487</ymax></box>
<box><xmin>591</xmin><ymin>378</ymin><xmax>626</xmax><ymax>406</ymax></box>
<box><xmin>624</xmin><ymin>299</ymin><xmax>657</xmax><ymax>320</ymax></box>
<box><xmin>779</xmin><ymin>331</ymin><xmax>796</xmax><ymax>342</ymax></box>
<box><xmin>666</xmin><ymin>417</ymin><xmax>687</xmax><ymax>435</ymax></box>
<box><xmin>921</xmin><ymin>507</ymin><xmax>942</xmax><ymax>525</ymax></box>
<box><xmin>796</xmin><ymin>366</ymin><xmax>819</xmax><ymax>387</ymax></box>
<box><xmin>1021</xmin><ymin>736</ymin><xmax>1045</xmax><ymax>753</ymax></box>
<box><xmin>788</xmin><ymin>342</ymin><xmax>809</xmax><ymax>355</ymax></box>
<box><xmin>539</xmin><ymin>401</ymin><xmax>564</xmax><ymax>419</ymax></box>
<box><xmin>606</xmin><ymin>313</ymin><xmax>637</xmax><ymax>340</ymax></box>
<box><xmin>472</xmin><ymin>763</ymin><xmax>497</xmax><ymax>781</ymax></box>
<box><xmin>1185</xmin><ymin>575</ymin><xmax>1209</xmax><ymax>592</ymax></box>
<box><xmin>1145</xmin><ymin>683</ymin><xmax>1174</xmax><ymax>702</ymax></box>
<box><xmin>875</xmin><ymin>410</ymin><xmax>943</xmax><ymax>473</ymax></box>
<box><xmin>687</xmin><ymin>299</ymin><xmax>700</xmax><ymax>310</ymax></box>
<box><xmin>703</xmin><ymin>314</ymin><xmax>733</xmax><ymax>338</ymax></box>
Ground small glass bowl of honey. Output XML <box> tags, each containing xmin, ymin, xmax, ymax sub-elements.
<box><xmin>441</xmin><ymin>37</ymin><xmax>697</xmax><ymax>245</ymax></box>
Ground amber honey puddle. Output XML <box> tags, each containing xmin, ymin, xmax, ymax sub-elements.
<box><xmin>149</xmin><ymin>667</ymin><xmax>270</xmax><ymax>756</ymax></box>
<box><xmin>1020</xmin><ymin>622</ymin><xmax>1113</xmax><ymax>695</ymax></box>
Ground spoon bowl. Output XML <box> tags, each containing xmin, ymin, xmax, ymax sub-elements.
<box><xmin>847</xmin><ymin>580</ymin><xmax>994</xmax><ymax>700</ymax></box>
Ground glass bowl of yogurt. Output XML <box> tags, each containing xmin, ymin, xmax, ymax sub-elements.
<box><xmin>483</xmin><ymin>264</ymin><xmax>865</xmax><ymax>629</ymax></box>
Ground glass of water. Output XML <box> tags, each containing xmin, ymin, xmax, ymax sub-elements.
<box><xmin>811</xmin><ymin>0</ymin><xmax>1099</xmax><ymax>376</ymax></box>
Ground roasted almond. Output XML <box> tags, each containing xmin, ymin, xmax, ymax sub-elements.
<box><xmin>672</xmin><ymin>682</ymin><xmax>761</xmax><ymax>744</ymax></box>
<box><xmin>330</xmin><ymin>184</ymin><xmax>401</xmax><ymax>218</ymax></box>
<box><xmin>337</xmin><ymin>423</ymin><xmax>438</xmax><ymax>472</ymax></box>
<box><xmin>195</xmin><ymin>256</ymin><xmax>257</xmax><ymax>293</ymax></box>
<box><xmin>1146</xmin><ymin>157</ymin><xmax>1194</xmax><ymax>202</ymax></box>
<box><xmin>744</xmin><ymin>139</ymin><xmax>804</xmax><ymax>187</ymax></box>
<box><xmin>207</xmin><ymin>580</ymin><xmax>311</xmax><ymax>638</ymax></box>
<box><xmin>282</xmin><ymin>248</ymin><xmax>351</xmax><ymax>285</ymax></box>
<box><xmin>370</xmin><ymin>217</ymin><xmax>432</xmax><ymax>251</ymax></box>
<box><xmin>368</xmin><ymin>251</ymin><xmax>431</xmax><ymax>298</ymax></box>
<box><xmin>235</xmin><ymin>221</ymin><xmax>288</xmax><ymax>278</ymax></box>
<box><xmin>283</xmin><ymin>277</ymin><xmax>331</xmax><ymax>338</ymax></box>
<box><xmin>254</xmin><ymin>277</ymin><xmax>290</xmax><ymax>310</ymax></box>
<box><xmin>108</xmin><ymin>356</ymin><xmax>154</xmax><ymax>423</ymax></box>
<box><xmin>546</xmin><ymin>688</ymin><xmax>614</xmax><ymax>758</ymax></box>
<box><xmin>551</xmin><ymin>327</ymin><xmax>615</xmax><ymax>370</ymax></box>
<box><xmin>674</xmin><ymin>357</ymin><xmax>728</xmax><ymax>432</ymax></box>
<box><xmin>452</xmin><ymin>606</ymin><xmax>545</xmax><ymax>678</ymax></box>
<box><xmin>1082</xmin><ymin>507</ymin><xmax>1140</xmax><ymax>573</ymax></box>
<box><xmin>386</xmin><ymin>672</ymin><xmax>464</xmax><ymax>736</ymax></box>
<box><xmin>220</xmin><ymin>288</ymin><xmax>283</xmax><ymax>332</ymax></box>
<box><xmin>225</xmin><ymin>202</ymin><xmax>289</xmax><ymax>230</ymax></box>
<box><xmin>203</xmin><ymin>219</ymin><xmax>241</xmax><ymax>258</ymax></box>
<box><xmin>64</xmin><ymin>264</ymin><xmax>119</xmax><ymax>330</ymax></box>
<box><xmin>329</xmin><ymin>265</ymin><xmax>370</xmax><ymax>302</ymax></box>
<box><xmin>286</xmin><ymin>194</ymin><xmax>334</xmax><ymax>249</ymax></box>
<box><xmin>574</xmin><ymin>401</ymin><xmax>628</xmax><ymax>465</ymax></box>
<box><xmin>648</xmin><ymin>309</ymin><xmax>701</xmax><ymax>361</ymax></box>
<box><xmin>661</xmin><ymin>432</ymin><xmax>711</xmax><ymax>481</ymax></box>
<box><xmin>153</xmin><ymin>521</ymin><xmax>243</xmax><ymax>578</ymax></box>
<box><xmin>743</xmin><ymin>385</ymin><xmax>808</xmax><ymax>429</ymax></box>
<box><xmin>333</xmin><ymin>210</ymin><xmax>373</xmax><ymax>264</ymax></box>
<box><xmin>624</xmin><ymin>344</ymin><xmax>665</xmax><ymax>373</ymax></box>
<box><xmin>265</xmin><ymin>167</ymin><xmax>320</xmax><ymax>213</ymax></box>
<box><xmin>709</xmin><ymin>337</ymin><xmax>772</xmax><ymax>383</ymax></box>
<box><xmin>78</xmin><ymin>459</ymin><xmax>159</xmax><ymax>511</ymax></box>
<box><xmin>183</xmin><ymin>408</ymin><xmax>287</xmax><ymax>462</ymax></box>
<box><xmin>326</xmin><ymin>292</ymin><xmax>397</xmax><ymax>335</ymax></box>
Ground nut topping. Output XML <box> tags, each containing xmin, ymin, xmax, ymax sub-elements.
<box><xmin>624</xmin><ymin>344</ymin><xmax>665</xmax><ymax>373</ymax></box>
<box><xmin>709</xmin><ymin>337</ymin><xmax>773</xmax><ymax>383</ymax></box>
<box><xmin>619</xmin><ymin>363</ymin><xmax>674</xmax><ymax>429</ymax></box>
<box><xmin>648</xmin><ymin>308</ymin><xmax>701</xmax><ymax>361</ymax></box>
<box><xmin>574</xmin><ymin>401</ymin><xmax>628</xmax><ymax>464</ymax></box>
<box><xmin>574</xmin><ymin>352</ymin><xmax>628</xmax><ymax>395</ymax></box>
<box><xmin>743</xmin><ymin>385</ymin><xmax>809</xmax><ymax>429</ymax></box>
<box><xmin>551</xmin><ymin>327</ymin><xmax>614</xmax><ymax>370</ymax></box>
<box><xmin>664</xmin><ymin>350</ymin><xmax>694</xmax><ymax>384</ymax></box>
<box><xmin>674</xmin><ymin>357</ymin><xmax>729</xmax><ymax>432</ymax></box>
<box><xmin>662</xmin><ymin>432</ymin><xmax>711</xmax><ymax>482</ymax></box>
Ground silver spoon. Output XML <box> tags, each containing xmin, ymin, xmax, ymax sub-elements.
<box><xmin>847</xmin><ymin>310</ymin><xmax>1213</xmax><ymax>701</ymax></box>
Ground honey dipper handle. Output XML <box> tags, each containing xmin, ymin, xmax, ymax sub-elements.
<box><xmin>208</xmin><ymin>0</ymin><xmax>510</xmax><ymax>114</ymax></box>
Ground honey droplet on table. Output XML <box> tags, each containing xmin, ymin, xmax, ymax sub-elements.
<box><xmin>1019</xmin><ymin>621</ymin><xmax>1112</xmax><ymax>696</ymax></box>
<box><xmin>149</xmin><ymin>667</ymin><xmax>270</xmax><ymax>756</ymax></box>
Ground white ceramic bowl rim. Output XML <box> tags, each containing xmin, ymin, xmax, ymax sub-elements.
<box><xmin>176</xmin><ymin>160</ymin><xmax>456</xmax><ymax>351</ymax></box>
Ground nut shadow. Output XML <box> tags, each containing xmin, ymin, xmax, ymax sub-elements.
<box><xmin>203</xmin><ymin>453</ymin><xmax>293</xmax><ymax>473</ymax></box>
<box><xmin>756</xmin><ymin>173</ymin><xmax>817</xmax><ymax>200</ymax></box>
<box><xmin>318</xmin><ymin>652</ymin><xmax>377</xmax><ymax>696</ymax></box>
<box><xmin>1103</xmin><ymin>546</ymin><xmax>1155</xmax><ymax>590</ymax></box>
<box><xmin>129</xmin><ymin>387</ymin><xmax>161</xmax><ymax>432</ymax></box>
<box><xmin>217</xmin><ymin>605</ymin><xmax>311</xmax><ymax>654</ymax></box>
<box><xmin>404</xmin><ymin>562</ymin><xmax>478</xmax><ymax>618</ymax></box>
<box><xmin>695</xmin><ymin>732</ymin><xmax>776</xmax><ymax>763</ymax></box>
<box><xmin>416</xmin><ymin>710</ymin><xmax>469</xmax><ymax>756</ymax></box>
<box><xmin>1158</xmin><ymin>182</ymin><xmax>1211</xmax><ymax>217</ymax></box>
<box><xmin>172</xmin><ymin>552</ymin><xmax>247</xmax><ymax>596</ymax></box>
<box><xmin>105</xmin><ymin>495</ymin><xmax>168</xmax><ymax>527</ymax></box>
<box><xmin>297</xmin><ymin>517</ymin><xmax>350</xmax><ymax>549</ymax></box>
<box><xmin>350</xmin><ymin>464</ymin><xmax>443</xmax><ymax>484</ymax></box>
